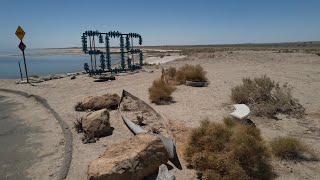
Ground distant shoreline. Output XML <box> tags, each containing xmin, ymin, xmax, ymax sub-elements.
<box><xmin>2</xmin><ymin>41</ymin><xmax>320</xmax><ymax>57</ymax></box>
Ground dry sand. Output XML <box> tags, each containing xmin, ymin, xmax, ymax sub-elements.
<box><xmin>1</xmin><ymin>50</ymin><xmax>320</xmax><ymax>179</ymax></box>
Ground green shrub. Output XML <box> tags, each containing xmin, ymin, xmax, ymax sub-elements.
<box><xmin>148</xmin><ymin>78</ymin><xmax>176</xmax><ymax>104</ymax></box>
<box><xmin>231</xmin><ymin>75</ymin><xmax>305</xmax><ymax>118</ymax></box>
<box><xmin>270</xmin><ymin>136</ymin><xmax>315</xmax><ymax>160</ymax></box>
<box><xmin>184</xmin><ymin>119</ymin><xmax>272</xmax><ymax>180</ymax></box>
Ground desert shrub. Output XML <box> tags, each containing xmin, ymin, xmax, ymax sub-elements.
<box><xmin>148</xmin><ymin>78</ymin><xmax>176</xmax><ymax>104</ymax></box>
<box><xmin>175</xmin><ymin>64</ymin><xmax>207</xmax><ymax>84</ymax></box>
<box><xmin>161</xmin><ymin>64</ymin><xmax>207</xmax><ymax>85</ymax></box>
<box><xmin>231</xmin><ymin>75</ymin><xmax>305</xmax><ymax>118</ymax></box>
<box><xmin>161</xmin><ymin>67</ymin><xmax>177</xmax><ymax>85</ymax></box>
<box><xmin>74</xmin><ymin>102</ymin><xmax>82</xmax><ymax>111</ymax></box>
<box><xmin>270</xmin><ymin>136</ymin><xmax>315</xmax><ymax>160</ymax></box>
<box><xmin>167</xmin><ymin>66</ymin><xmax>177</xmax><ymax>79</ymax></box>
<box><xmin>223</xmin><ymin>117</ymin><xmax>237</xmax><ymax>128</ymax></box>
<box><xmin>73</xmin><ymin>117</ymin><xmax>83</xmax><ymax>133</ymax></box>
<box><xmin>82</xmin><ymin>131</ymin><xmax>96</xmax><ymax>144</ymax></box>
<box><xmin>184</xmin><ymin>119</ymin><xmax>272</xmax><ymax>180</ymax></box>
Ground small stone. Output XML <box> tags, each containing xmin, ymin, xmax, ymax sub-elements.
<box><xmin>275</xmin><ymin>113</ymin><xmax>287</xmax><ymax>120</ymax></box>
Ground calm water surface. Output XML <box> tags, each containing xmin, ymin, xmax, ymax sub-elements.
<box><xmin>0</xmin><ymin>49</ymin><xmax>120</xmax><ymax>78</ymax></box>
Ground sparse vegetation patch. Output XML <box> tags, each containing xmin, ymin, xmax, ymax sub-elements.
<box><xmin>270</xmin><ymin>136</ymin><xmax>316</xmax><ymax>160</ymax></box>
<box><xmin>184</xmin><ymin>118</ymin><xmax>272</xmax><ymax>180</ymax></box>
<box><xmin>231</xmin><ymin>75</ymin><xmax>305</xmax><ymax>118</ymax></box>
<box><xmin>73</xmin><ymin>116</ymin><xmax>83</xmax><ymax>133</ymax></box>
<box><xmin>148</xmin><ymin>78</ymin><xmax>176</xmax><ymax>104</ymax></box>
<box><xmin>161</xmin><ymin>64</ymin><xmax>207</xmax><ymax>85</ymax></box>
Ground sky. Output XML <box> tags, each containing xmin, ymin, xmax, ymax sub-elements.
<box><xmin>0</xmin><ymin>0</ymin><xmax>319</xmax><ymax>49</ymax></box>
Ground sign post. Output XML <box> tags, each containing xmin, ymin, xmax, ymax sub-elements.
<box><xmin>18</xmin><ymin>61</ymin><xmax>23</xmax><ymax>81</ymax></box>
<box><xmin>15</xmin><ymin>26</ymin><xmax>29</xmax><ymax>83</ymax></box>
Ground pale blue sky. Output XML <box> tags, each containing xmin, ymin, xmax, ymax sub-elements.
<box><xmin>0</xmin><ymin>0</ymin><xmax>319</xmax><ymax>49</ymax></box>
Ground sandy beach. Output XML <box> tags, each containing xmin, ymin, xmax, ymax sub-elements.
<box><xmin>1</xmin><ymin>48</ymin><xmax>320</xmax><ymax>179</ymax></box>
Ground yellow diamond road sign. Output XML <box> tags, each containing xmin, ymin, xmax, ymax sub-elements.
<box><xmin>15</xmin><ymin>26</ymin><xmax>25</xmax><ymax>41</ymax></box>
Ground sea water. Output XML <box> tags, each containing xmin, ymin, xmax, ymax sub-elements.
<box><xmin>0</xmin><ymin>49</ymin><xmax>121</xmax><ymax>78</ymax></box>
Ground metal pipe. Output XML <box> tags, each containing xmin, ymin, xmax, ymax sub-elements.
<box><xmin>131</xmin><ymin>36</ymin><xmax>134</xmax><ymax>64</ymax></box>
<box><xmin>18</xmin><ymin>61</ymin><xmax>23</xmax><ymax>81</ymax></box>
<box><xmin>88</xmin><ymin>35</ymin><xmax>94</xmax><ymax>71</ymax></box>
<box><xmin>93</xmin><ymin>35</ymin><xmax>97</xmax><ymax>71</ymax></box>
<box><xmin>22</xmin><ymin>50</ymin><xmax>29</xmax><ymax>83</ymax></box>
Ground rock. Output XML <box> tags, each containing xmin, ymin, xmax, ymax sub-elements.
<box><xmin>82</xmin><ymin>109</ymin><xmax>113</xmax><ymax>137</ymax></box>
<box><xmin>156</xmin><ymin>164</ymin><xmax>175</xmax><ymax>180</ymax></box>
<box><xmin>17</xmin><ymin>80</ymin><xmax>28</xmax><ymax>84</ymax></box>
<box><xmin>76</xmin><ymin>94</ymin><xmax>120</xmax><ymax>111</ymax></box>
<box><xmin>88</xmin><ymin>134</ymin><xmax>169</xmax><ymax>180</ymax></box>
<box><xmin>275</xmin><ymin>113</ymin><xmax>287</xmax><ymax>120</ymax></box>
<box><xmin>67</xmin><ymin>72</ymin><xmax>77</xmax><ymax>76</ymax></box>
<box><xmin>71</xmin><ymin>75</ymin><xmax>76</xmax><ymax>80</ymax></box>
<box><xmin>43</xmin><ymin>76</ymin><xmax>52</xmax><ymax>81</ymax></box>
<box><xmin>52</xmin><ymin>75</ymin><xmax>59</xmax><ymax>79</ymax></box>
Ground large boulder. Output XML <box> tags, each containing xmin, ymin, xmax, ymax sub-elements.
<box><xmin>76</xmin><ymin>94</ymin><xmax>120</xmax><ymax>111</ymax></box>
<box><xmin>82</xmin><ymin>109</ymin><xmax>113</xmax><ymax>137</ymax></box>
<box><xmin>88</xmin><ymin>134</ymin><xmax>169</xmax><ymax>180</ymax></box>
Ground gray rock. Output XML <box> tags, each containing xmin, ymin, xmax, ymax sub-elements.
<box><xmin>156</xmin><ymin>164</ymin><xmax>176</xmax><ymax>180</ymax></box>
<box><xmin>276</xmin><ymin>113</ymin><xmax>287</xmax><ymax>120</ymax></box>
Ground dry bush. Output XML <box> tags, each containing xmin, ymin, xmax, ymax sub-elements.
<box><xmin>82</xmin><ymin>131</ymin><xmax>96</xmax><ymax>144</ymax></box>
<box><xmin>73</xmin><ymin>116</ymin><xmax>83</xmax><ymax>133</ymax></box>
<box><xmin>161</xmin><ymin>67</ymin><xmax>178</xmax><ymax>85</ymax></box>
<box><xmin>184</xmin><ymin>118</ymin><xmax>272</xmax><ymax>180</ymax></box>
<box><xmin>270</xmin><ymin>136</ymin><xmax>316</xmax><ymax>160</ymax></box>
<box><xmin>148</xmin><ymin>78</ymin><xmax>176</xmax><ymax>104</ymax></box>
<box><xmin>74</xmin><ymin>102</ymin><xmax>82</xmax><ymax>111</ymax></box>
<box><xmin>175</xmin><ymin>64</ymin><xmax>207</xmax><ymax>84</ymax></box>
<box><xmin>167</xmin><ymin>67</ymin><xmax>177</xmax><ymax>79</ymax></box>
<box><xmin>161</xmin><ymin>64</ymin><xmax>207</xmax><ymax>85</ymax></box>
<box><xmin>231</xmin><ymin>75</ymin><xmax>305</xmax><ymax>118</ymax></box>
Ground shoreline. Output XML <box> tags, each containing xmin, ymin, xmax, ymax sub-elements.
<box><xmin>0</xmin><ymin>54</ymin><xmax>184</xmax><ymax>80</ymax></box>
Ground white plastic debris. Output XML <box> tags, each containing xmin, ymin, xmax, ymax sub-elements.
<box><xmin>230</xmin><ymin>104</ymin><xmax>250</xmax><ymax>120</ymax></box>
